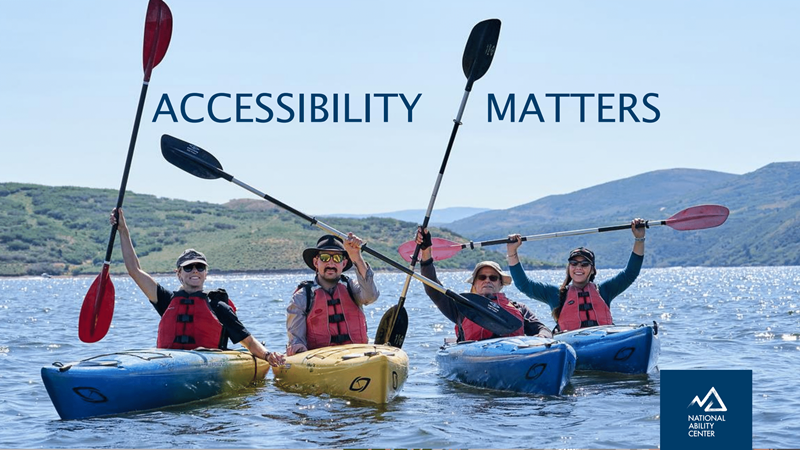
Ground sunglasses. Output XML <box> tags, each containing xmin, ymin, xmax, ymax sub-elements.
<box><xmin>182</xmin><ymin>263</ymin><xmax>207</xmax><ymax>272</ymax></box>
<box><xmin>569</xmin><ymin>260</ymin><xmax>592</xmax><ymax>268</ymax></box>
<box><xmin>318</xmin><ymin>253</ymin><xmax>344</xmax><ymax>264</ymax></box>
<box><xmin>476</xmin><ymin>274</ymin><xmax>500</xmax><ymax>282</ymax></box>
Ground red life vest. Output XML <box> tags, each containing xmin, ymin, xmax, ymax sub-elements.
<box><xmin>156</xmin><ymin>291</ymin><xmax>237</xmax><ymax>350</ymax></box>
<box><xmin>304</xmin><ymin>280</ymin><xmax>368</xmax><ymax>350</ymax></box>
<box><xmin>557</xmin><ymin>283</ymin><xmax>613</xmax><ymax>332</ymax></box>
<box><xmin>458</xmin><ymin>293</ymin><xmax>525</xmax><ymax>341</ymax></box>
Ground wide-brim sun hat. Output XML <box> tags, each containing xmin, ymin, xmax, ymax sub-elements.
<box><xmin>465</xmin><ymin>261</ymin><xmax>512</xmax><ymax>286</ymax></box>
<box><xmin>302</xmin><ymin>235</ymin><xmax>353</xmax><ymax>272</ymax></box>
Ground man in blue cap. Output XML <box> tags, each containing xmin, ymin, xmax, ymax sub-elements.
<box><xmin>111</xmin><ymin>208</ymin><xmax>283</xmax><ymax>366</ymax></box>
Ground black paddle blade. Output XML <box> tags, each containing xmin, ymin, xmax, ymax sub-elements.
<box><xmin>160</xmin><ymin>134</ymin><xmax>224</xmax><ymax>180</ymax></box>
<box><xmin>453</xmin><ymin>292</ymin><xmax>522</xmax><ymax>335</ymax></box>
<box><xmin>462</xmin><ymin>18</ymin><xmax>501</xmax><ymax>90</ymax></box>
<box><xmin>374</xmin><ymin>305</ymin><xmax>409</xmax><ymax>348</ymax></box>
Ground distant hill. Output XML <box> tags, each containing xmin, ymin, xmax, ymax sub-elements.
<box><xmin>449</xmin><ymin>168</ymin><xmax>738</xmax><ymax>233</ymax></box>
<box><xmin>3</xmin><ymin>162</ymin><xmax>798</xmax><ymax>276</ymax></box>
<box><xmin>0</xmin><ymin>184</ymin><xmax>531</xmax><ymax>277</ymax></box>
<box><xmin>446</xmin><ymin>163</ymin><xmax>800</xmax><ymax>268</ymax></box>
<box><xmin>325</xmin><ymin>207</ymin><xmax>491</xmax><ymax>225</ymax></box>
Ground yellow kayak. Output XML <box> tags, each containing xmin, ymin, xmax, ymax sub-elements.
<box><xmin>272</xmin><ymin>344</ymin><xmax>408</xmax><ymax>404</ymax></box>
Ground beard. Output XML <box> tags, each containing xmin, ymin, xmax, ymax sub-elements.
<box><xmin>318</xmin><ymin>267</ymin><xmax>341</xmax><ymax>282</ymax></box>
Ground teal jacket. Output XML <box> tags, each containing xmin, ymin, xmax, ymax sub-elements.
<box><xmin>509</xmin><ymin>252</ymin><xmax>643</xmax><ymax>312</ymax></box>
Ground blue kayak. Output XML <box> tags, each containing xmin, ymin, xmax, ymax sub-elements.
<box><xmin>41</xmin><ymin>348</ymin><xmax>269</xmax><ymax>420</ymax></box>
<box><xmin>436</xmin><ymin>336</ymin><xmax>576</xmax><ymax>395</ymax></box>
<box><xmin>555</xmin><ymin>323</ymin><xmax>660</xmax><ymax>374</ymax></box>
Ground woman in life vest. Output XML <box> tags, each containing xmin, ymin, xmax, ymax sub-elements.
<box><xmin>415</xmin><ymin>228</ymin><xmax>552</xmax><ymax>342</ymax></box>
<box><xmin>507</xmin><ymin>218</ymin><xmax>646</xmax><ymax>333</ymax></box>
<box><xmin>111</xmin><ymin>208</ymin><xmax>284</xmax><ymax>366</ymax></box>
<box><xmin>286</xmin><ymin>233</ymin><xmax>380</xmax><ymax>356</ymax></box>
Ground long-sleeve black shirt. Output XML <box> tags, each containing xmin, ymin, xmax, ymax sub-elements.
<box><xmin>420</xmin><ymin>259</ymin><xmax>552</xmax><ymax>339</ymax></box>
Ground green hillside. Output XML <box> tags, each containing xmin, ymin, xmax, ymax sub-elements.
<box><xmin>4</xmin><ymin>162</ymin><xmax>798</xmax><ymax>276</ymax></box>
<box><xmin>0</xmin><ymin>183</ymin><xmax>548</xmax><ymax>277</ymax></box>
<box><xmin>447</xmin><ymin>162</ymin><xmax>800</xmax><ymax>268</ymax></box>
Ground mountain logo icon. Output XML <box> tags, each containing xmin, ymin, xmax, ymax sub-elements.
<box><xmin>688</xmin><ymin>386</ymin><xmax>728</xmax><ymax>412</ymax></box>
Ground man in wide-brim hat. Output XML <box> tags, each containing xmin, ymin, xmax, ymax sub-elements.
<box><xmin>286</xmin><ymin>232</ymin><xmax>380</xmax><ymax>356</ymax></box>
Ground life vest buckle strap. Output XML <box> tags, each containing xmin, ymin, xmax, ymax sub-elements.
<box><xmin>327</xmin><ymin>298</ymin><xmax>341</xmax><ymax>306</ymax></box>
<box><xmin>329</xmin><ymin>313</ymin><xmax>345</xmax><ymax>323</ymax></box>
<box><xmin>177</xmin><ymin>314</ymin><xmax>194</xmax><ymax>323</ymax></box>
<box><xmin>558</xmin><ymin>283</ymin><xmax>613</xmax><ymax>331</ymax></box>
<box><xmin>180</xmin><ymin>298</ymin><xmax>194</xmax><ymax>305</ymax></box>
<box><xmin>330</xmin><ymin>334</ymin><xmax>351</xmax><ymax>344</ymax></box>
<box><xmin>174</xmin><ymin>335</ymin><xmax>195</xmax><ymax>344</ymax></box>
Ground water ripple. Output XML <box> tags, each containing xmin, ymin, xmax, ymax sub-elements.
<box><xmin>1</xmin><ymin>267</ymin><xmax>798</xmax><ymax>448</ymax></box>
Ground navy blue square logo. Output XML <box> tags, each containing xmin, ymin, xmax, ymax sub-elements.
<box><xmin>661</xmin><ymin>370</ymin><xmax>752</xmax><ymax>450</ymax></box>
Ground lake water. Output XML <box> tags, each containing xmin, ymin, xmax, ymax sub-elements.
<box><xmin>1</xmin><ymin>267</ymin><xmax>798</xmax><ymax>449</ymax></box>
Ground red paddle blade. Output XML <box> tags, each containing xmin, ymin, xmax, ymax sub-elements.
<box><xmin>397</xmin><ymin>238</ymin><xmax>462</xmax><ymax>262</ymax></box>
<box><xmin>78</xmin><ymin>267</ymin><xmax>115</xmax><ymax>343</ymax></box>
<box><xmin>665</xmin><ymin>204</ymin><xmax>730</xmax><ymax>231</ymax></box>
<box><xmin>143</xmin><ymin>0</ymin><xmax>173</xmax><ymax>81</ymax></box>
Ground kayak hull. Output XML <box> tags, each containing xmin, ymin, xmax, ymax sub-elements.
<box><xmin>272</xmin><ymin>344</ymin><xmax>408</xmax><ymax>404</ymax></box>
<box><xmin>41</xmin><ymin>348</ymin><xmax>269</xmax><ymax>420</ymax></box>
<box><xmin>436</xmin><ymin>336</ymin><xmax>576</xmax><ymax>395</ymax></box>
<box><xmin>556</xmin><ymin>323</ymin><xmax>660</xmax><ymax>374</ymax></box>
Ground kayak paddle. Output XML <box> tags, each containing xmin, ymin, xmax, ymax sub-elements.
<box><xmin>397</xmin><ymin>205</ymin><xmax>731</xmax><ymax>262</ymax></box>
<box><xmin>160</xmin><ymin>134</ymin><xmax>523</xmax><ymax>337</ymax></box>
<box><xmin>375</xmin><ymin>19</ymin><xmax>502</xmax><ymax>348</ymax></box>
<box><xmin>78</xmin><ymin>0</ymin><xmax>173</xmax><ymax>343</ymax></box>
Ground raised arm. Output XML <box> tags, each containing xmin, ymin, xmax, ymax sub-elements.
<box><xmin>343</xmin><ymin>232</ymin><xmax>380</xmax><ymax>305</ymax></box>
<box><xmin>507</xmin><ymin>234</ymin><xmax>561</xmax><ymax>310</ymax></box>
<box><xmin>416</xmin><ymin>228</ymin><xmax>461</xmax><ymax>323</ymax></box>
<box><xmin>112</xmin><ymin>208</ymin><xmax>158</xmax><ymax>303</ymax></box>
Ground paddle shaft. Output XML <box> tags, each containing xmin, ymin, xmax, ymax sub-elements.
<box><xmin>80</xmin><ymin>0</ymin><xmax>172</xmax><ymax>343</ymax></box>
<box><xmin>376</xmin><ymin>19</ymin><xmax>502</xmax><ymax>344</ymax></box>
<box><xmin>391</xmin><ymin>89</ymin><xmax>471</xmax><ymax>327</ymax></box>
<box><xmin>463</xmin><ymin>221</ymin><xmax>650</xmax><ymax>248</ymax></box>
<box><xmin>102</xmin><ymin>0</ymin><xmax>169</xmax><ymax>265</ymax></box>
<box><xmin>91</xmin><ymin>82</ymin><xmax>149</xmax><ymax>333</ymax></box>
<box><xmin>193</xmin><ymin>161</ymin><xmax>465</xmax><ymax>300</ymax></box>
<box><xmin>103</xmin><ymin>83</ymin><xmax>150</xmax><ymax>258</ymax></box>
<box><xmin>101</xmin><ymin>0</ymin><xmax>169</xmax><ymax>265</ymax></box>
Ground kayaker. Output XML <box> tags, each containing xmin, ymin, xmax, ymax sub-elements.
<box><xmin>110</xmin><ymin>208</ymin><xmax>284</xmax><ymax>366</ymax></box>
<box><xmin>286</xmin><ymin>233</ymin><xmax>380</xmax><ymax>356</ymax></box>
<box><xmin>507</xmin><ymin>218</ymin><xmax>646</xmax><ymax>333</ymax></box>
<box><xmin>415</xmin><ymin>228</ymin><xmax>552</xmax><ymax>341</ymax></box>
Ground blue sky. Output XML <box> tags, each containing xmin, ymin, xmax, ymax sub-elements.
<box><xmin>1</xmin><ymin>1</ymin><xmax>797</xmax><ymax>215</ymax></box>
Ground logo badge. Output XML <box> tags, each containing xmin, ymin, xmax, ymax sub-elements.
<box><xmin>661</xmin><ymin>370</ymin><xmax>751</xmax><ymax>450</ymax></box>
<box><xmin>349</xmin><ymin>377</ymin><xmax>371</xmax><ymax>392</ymax></box>
<box><xmin>689</xmin><ymin>387</ymin><xmax>727</xmax><ymax>412</ymax></box>
<box><xmin>73</xmin><ymin>386</ymin><xmax>108</xmax><ymax>403</ymax></box>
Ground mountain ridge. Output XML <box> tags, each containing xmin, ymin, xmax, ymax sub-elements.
<box><xmin>446</xmin><ymin>162</ymin><xmax>800</xmax><ymax>268</ymax></box>
<box><xmin>322</xmin><ymin>207</ymin><xmax>492</xmax><ymax>225</ymax></box>
<box><xmin>2</xmin><ymin>162</ymin><xmax>798</xmax><ymax>275</ymax></box>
